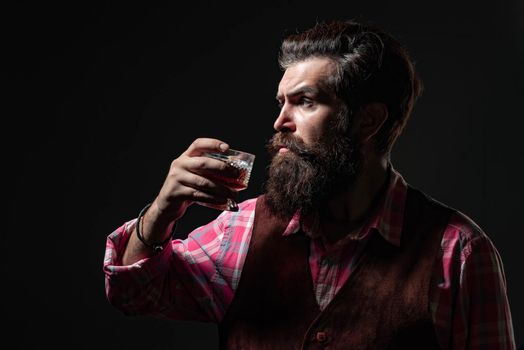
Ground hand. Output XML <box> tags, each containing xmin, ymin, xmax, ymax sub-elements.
<box><xmin>149</xmin><ymin>138</ymin><xmax>240</xmax><ymax>225</ymax></box>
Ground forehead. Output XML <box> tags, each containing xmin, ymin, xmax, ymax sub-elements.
<box><xmin>277</xmin><ymin>57</ymin><xmax>338</xmax><ymax>98</ymax></box>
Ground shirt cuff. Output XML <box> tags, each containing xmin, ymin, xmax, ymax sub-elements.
<box><xmin>103</xmin><ymin>219</ymin><xmax>173</xmax><ymax>283</ymax></box>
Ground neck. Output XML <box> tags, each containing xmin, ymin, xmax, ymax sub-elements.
<box><xmin>305</xmin><ymin>155</ymin><xmax>390</xmax><ymax>246</ymax></box>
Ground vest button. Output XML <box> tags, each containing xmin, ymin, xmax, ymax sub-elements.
<box><xmin>315</xmin><ymin>331</ymin><xmax>327</xmax><ymax>342</ymax></box>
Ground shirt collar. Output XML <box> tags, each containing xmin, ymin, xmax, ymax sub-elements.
<box><xmin>281</xmin><ymin>162</ymin><xmax>408</xmax><ymax>247</ymax></box>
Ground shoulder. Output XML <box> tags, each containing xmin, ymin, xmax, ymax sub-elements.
<box><xmin>230</xmin><ymin>197</ymin><xmax>258</xmax><ymax>219</ymax></box>
<box><xmin>412</xmin><ymin>186</ymin><xmax>488</xmax><ymax>241</ymax></box>
<box><xmin>415</xmin><ymin>192</ymin><xmax>508</xmax><ymax>295</ymax></box>
<box><xmin>217</xmin><ymin>197</ymin><xmax>258</xmax><ymax>230</ymax></box>
<box><xmin>411</xmin><ymin>187</ymin><xmax>495</xmax><ymax>258</ymax></box>
<box><xmin>445</xmin><ymin>209</ymin><xmax>501</xmax><ymax>264</ymax></box>
<box><xmin>237</xmin><ymin>197</ymin><xmax>258</xmax><ymax>213</ymax></box>
<box><xmin>423</xmin><ymin>192</ymin><xmax>498</xmax><ymax>263</ymax></box>
<box><xmin>447</xmin><ymin>209</ymin><xmax>486</xmax><ymax>242</ymax></box>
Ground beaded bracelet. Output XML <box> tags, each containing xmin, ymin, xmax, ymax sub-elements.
<box><xmin>136</xmin><ymin>203</ymin><xmax>176</xmax><ymax>253</ymax></box>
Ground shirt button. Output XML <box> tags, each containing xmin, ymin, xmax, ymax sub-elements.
<box><xmin>315</xmin><ymin>331</ymin><xmax>327</xmax><ymax>342</ymax></box>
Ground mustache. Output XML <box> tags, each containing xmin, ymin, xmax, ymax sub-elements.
<box><xmin>266</xmin><ymin>133</ymin><xmax>315</xmax><ymax>158</ymax></box>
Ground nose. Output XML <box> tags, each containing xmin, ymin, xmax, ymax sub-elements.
<box><xmin>273</xmin><ymin>104</ymin><xmax>296</xmax><ymax>132</ymax></box>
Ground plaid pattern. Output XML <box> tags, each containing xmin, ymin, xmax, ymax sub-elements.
<box><xmin>104</xmin><ymin>164</ymin><xmax>515</xmax><ymax>349</ymax></box>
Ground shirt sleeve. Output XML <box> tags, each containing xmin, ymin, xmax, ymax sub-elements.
<box><xmin>103</xmin><ymin>199</ymin><xmax>256</xmax><ymax>323</ymax></box>
<box><xmin>431</xmin><ymin>212</ymin><xmax>516</xmax><ymax>350</ymax></box>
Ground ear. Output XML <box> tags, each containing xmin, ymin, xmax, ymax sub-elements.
<box><xmin>350</xmin><ymin>102</ymin><xmax>388</xmax><ymax>143</ymax></box>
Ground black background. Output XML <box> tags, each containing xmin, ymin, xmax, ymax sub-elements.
<box><xmin>3</xmin><ymin>1</ymin><xmax>523</xmax><ymax>349</ymax></box>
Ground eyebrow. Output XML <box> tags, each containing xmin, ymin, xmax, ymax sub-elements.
<box><xmin>275</xmin><ymin>86</ymin><xmax>322</xmax><ymax>101</ymax></box>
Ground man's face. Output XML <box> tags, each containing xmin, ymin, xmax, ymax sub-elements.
<box><xmin>274</xmin><ymin>57</ymin><xmax>343</xmax><ymax>148</ymax></box>
<box><xmin>265</xmin><ymin>57</ymin><xmax>362</xmax><ymax>220</ymax></box>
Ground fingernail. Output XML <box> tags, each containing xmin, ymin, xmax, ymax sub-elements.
<box><xmin>219</xmin><ymin>143</ymin><xmax>228</xmax><ymax>151</ymax></box>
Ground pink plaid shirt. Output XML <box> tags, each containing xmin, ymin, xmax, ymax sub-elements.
<box><xmin>104</xmin><ymin>165</ymin><xmax>515</xmax><ymax>349</ymax></box>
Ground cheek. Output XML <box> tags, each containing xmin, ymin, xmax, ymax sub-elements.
<box><xmin>295</xmin><ymin>120</ymin><xmax>321</xmax><ymax>144</ymax></box>
<box><xmin>295</xmin><ymin>106</ymin><xmax>338</xmax><ymax>142</ymax></box>
<box><xmin>305</xmin><ymin>117</ymin><xmax>333</xmax><ymax>143</ymax></box>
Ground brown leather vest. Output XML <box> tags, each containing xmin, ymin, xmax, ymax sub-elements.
<box><xmin>218</xmin><ymin>186</ymin><xmax>453</xmax><ymax>349</ymax></box>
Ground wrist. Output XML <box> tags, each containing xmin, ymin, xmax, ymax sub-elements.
<box><xmin>136</xmin><ymin>203</ymin><xmax>177</xmax><ymax>253</ymax></box>
<box><xmin>149</xmin><ymin>198</ymin><xmax>185</xmax><ymax>226</ymax></box>
<box><xmin>146</xmin><ymin>200</ymin><xmax>173</xmax><ymax>229</ymax></box>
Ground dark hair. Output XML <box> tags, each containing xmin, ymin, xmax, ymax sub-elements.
<box><xmin>278</xmin><ymin>20</ymin><xmax>423</xmax><ymax>156</ymax></box>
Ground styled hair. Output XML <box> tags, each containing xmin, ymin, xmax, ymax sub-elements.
<box><xmin>279</xmin><ymin>19</ymin><xmax>423</xmax><ymax>156</ymax></box>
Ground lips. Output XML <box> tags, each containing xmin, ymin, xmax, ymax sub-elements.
<box><xmin>275</xmin><ymin>143</ymin><xmax>290</xmax><ymax>152</ymax></box>
<box><xmin>267</xmin><ymin>133</ymin><xmax>307</xmax><ymax>157</ymax></box>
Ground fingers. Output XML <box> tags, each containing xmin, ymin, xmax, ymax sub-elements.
<box><xmin>184</xmin><ymin>138</ymin><xmax>229</xmax><ymax>157</ymax></box>
<box><xmin>177</xmin><ymin>172</ymin><xmax>238</xmax><ymax>204</ymax></box>
<box><xmin>184</xmin><ymin>156</ymin><xmax>240</xmax><ymax>180</ymax></box>
<box><xmin>154</xmin><ymin>138</ymin><xmax>240</xmax><ymax>220</ymax></box>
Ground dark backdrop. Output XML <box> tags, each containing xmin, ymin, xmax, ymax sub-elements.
<box><xmin>3</xmin><ymin>1</ymin><xmax>523</xmax><ymax>349</ymax></box>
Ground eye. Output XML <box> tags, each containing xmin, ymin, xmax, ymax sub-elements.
<box><xmin>276</xmin><ymin>100</ymin><xmax>284</xmax><ymax>109</ymax></box>
<box><xmin>299</xmin><ymin>97</ymin><xmax>314</xmax><ymax>108</ymax></box>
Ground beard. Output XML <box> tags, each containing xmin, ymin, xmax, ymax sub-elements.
<box><xmin>264</xmin><ymin>128</ymin><xmax>362</xmax><ymax>222</ymax></box>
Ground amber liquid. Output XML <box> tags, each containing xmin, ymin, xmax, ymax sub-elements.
<box><xmin>211</xmin><ymin>165</ymin><xmax>250</xmax><ymax>191</ymax></box>
<box><xmin>200</xmin><ymin>155</ymin><xmax>253</xmax><ymax>211</ymax></box>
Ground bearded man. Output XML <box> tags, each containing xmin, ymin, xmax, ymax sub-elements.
<box><xmin>104</xmin><ymin>20</ymin><xmax>515</xmax><ymax>349</ymax></box>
